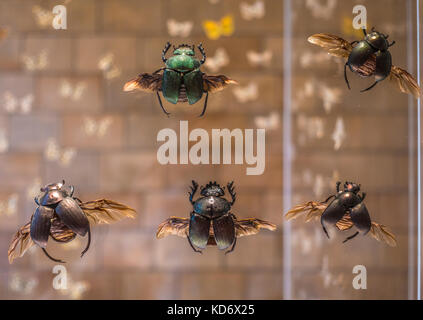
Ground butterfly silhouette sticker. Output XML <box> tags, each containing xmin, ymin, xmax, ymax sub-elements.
<box><xmin>240</xmin><ymin>0</ymin><xmax>265</xmax><ymax>21</ymax></box>
<box><xmin>167</xmin><ymin>19</ymin><xmax>194</xmax><ymax>38</ymax></box>
<box><xmin>204</xmin><ymin>48</ymin><xmax>230</xmax><ymax>73</ymax></box>
<box><xmin>2</xmin><ymin>92</ymin><xmax>33</xmax><ymax>114</ymax></box>
<box><xmin>202</xmin><ymin>15</ymin><xmax>234</xmax><ymax>40</ymax></box>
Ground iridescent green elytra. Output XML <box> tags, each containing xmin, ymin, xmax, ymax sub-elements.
<box><xmin>162</xmin><ymin>44</ymin><xmax>204</xmax><ymax>105</ymax></box>
<box><xmin>123</xmin><ymin>42</ymin><xmax>236</xmax><ymax>117</ymax></box>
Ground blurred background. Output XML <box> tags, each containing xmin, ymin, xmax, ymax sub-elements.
<box><xmin>0</xmin><ymin>0</ymin><xmax>421</xmax><ymax>299</ymax></box>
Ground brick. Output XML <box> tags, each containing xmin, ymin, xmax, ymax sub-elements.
<box><xmin>155</xmin><ymin>235</ymin><xmax>221</xmax><ymax>270</ymax></box>
<box><xmin>36</xmin><ymin>75</ymin><xmax>102</xmax><ymax>112</ymax></box>
<box><xmin>62</xmin><ymin>114</ymin><xmax>124</xmax><ymax>149</ymax></box>
<box><xmin>103</xmin><ymin>230</ymin><xmax>154</xmax><ymax>269</ymax></box>
<box><xmin>0</xmin><ymin>153</ymin><xmax>40</xmax><ymax>190</ymax></box>
<box><xmin>10</xmin><ymin>114</ymin><xmax>59</xmax><ymax>152</ymax></box>
<box><xmin>120</xmin><ymin>272</ymin><xmax>176</xmax><ymax>299</ymax></box>
<box><xmin>179</xmin><ymin>272</ymin><xmax>245</xmax><ymax>299</ymax></box>
<box><xmin>99</xmin><ymin>151</ymin><xmax>165</xmax><ymax>192</ymax></box>
<box><xmin>75</xmin><ymin>36</ymin><xmax>137</xmax><ymax>72</ymax></box>
<box><xmin>0</xmin><ymin>36</ymin><xmax>21</xmax><ymax>70</ymax></box>
<box><xmin>23</xmin><ymin>37</ymin><xmax>73</xmax><ymax>72</ymax></box>
<box><xmin>245</xmin><ymin>272</ymin><xmax>283</xmax><ymax>299</ymax></box>
<box><xmin>102</xmin><ymin>0</ymin><xmax>162</xmax><ymax>33</ymax></box>
<box><xmin>225</xmin><ymin>233</ymin><xmax>282</xmax><ymax>269</ymax></box>
<box><xmin>43</xmin><ymin>152</ymin><xmax>100</xmax><ymax>193</ymax></box>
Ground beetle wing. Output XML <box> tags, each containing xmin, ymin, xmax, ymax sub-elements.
<box><xmin>184</xmin><ymin>71</ymin><xmax>203</xmax><ymax>104</ymax></box>
<box><xmin>123</xmin><ymin>73</ymin><xmax>163</xmax><ymax>92</ymax></box>
<box><xmin>285</xmin><ymin>201</ymin><xmax>328</xmax><ymax>222</ymax></box>
<box><xmin>307</xmin><ymin>33</ymin><xmax>353</xmax><ymax>59</ymax></box>
<box><xmin>234</xmin><ymin>217</ymin><xmax>277</xmax><ymax>238</ymax></box>
<box><xmin>50</xmin><ymin>218</ymin><xmax>77</xmax><ymax>243</ymax></box>
<box><xmin>79</xmin><ymin>199</ymin><xmax>136</xmax><ymax>225</ymax></box>
<box><xmin>162</xmin><ymin>69</ymin><xmax>181</xmax><ymax>104</ymax></box>
<box><xmin>156</xmin><ymin>216</ymin><xmax>189</xmax><ymax>239</ymax></box>
<box><xmin>8</xmin><ymin>222</ymin><xmax>35</xmax><ymax>264</ymax></box>
<box><xmin>189</xmin><ymin>213</ymin><xmax>211</xmax><ymax>249</ymax></box>
<box><xmin>321</xmin><ymin>198</ymin><xmax>347</xmax><ymax>226</ymax></box>
<box><xmin>369</xmin><ymin>221</ymin><xmax>397</xmax><ymax>247</ymax></box>
<box><xmin>30</xmin><ymin>206</ymin><xmax>54</xmax><ymax>248</ymax></box>
<box><xmin>212</xmin><ymin>214</ymin><xmax>235</xmax><ymax>250</ymax></box>
<box><xmin>55</xmin><ymin>197</ymin><xmax>89</xmax><ymax>237</ymax></box>
<box><xmin>203</xmin><ymin>74</ymin><xmax>237</xmax><ymax>93</ymax></box>
<box><xmin>349</xmin><ymin>202</ymin><xmax>372</xmax><ymax>235</ymax></box>
<box><xmin>335</xmin><ymin>214</ymin><xmax>354</xmax><ymax>231</ymax></box>
<box><xmin>389</xmin><ymin>65</ymin><xmax>422</xmax><ymax>99</ymax></box>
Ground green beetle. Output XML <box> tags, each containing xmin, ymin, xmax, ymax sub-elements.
<box><xmin>124</xmin><ymin>42</ymin><xmax>237</xmax><ymax>117</ymax></box>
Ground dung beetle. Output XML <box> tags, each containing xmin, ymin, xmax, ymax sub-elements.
<box><xmin>345</xmin><ymin>27</ymin><xmax>395</xmax><ymax>92</ymax></box>
<box><xmin>8</xmin><ymin>181</ymin><xmax>136</xmax><ymax>264</ymax></box>
<box><xmin>285</xmin><ymin>181</ymin><xmax>397</xmax><ymax>247</ymax></box>
<box><xmin>124</xmin><ymin>42</ymin><xmax>237</xmax><ymax>117</ymax></box>
<box><xmin>157</xmin><ymin>180</ymin><xmax>277</xmax><ymax>254</ymax></box>
<box><xmin>31</xmin><ymin>180</ymin><xmax>90</xmax><ymax>263</ymax></box>
<box><xmin>308</xmin><ymin>29</ymin><xmax>422</xmax><ymax>98</ymax></box>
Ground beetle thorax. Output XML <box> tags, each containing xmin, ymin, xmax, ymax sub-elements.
<box><xmin>193</xmin><ymin>196</ymin><xmax>230</xmax><ymax>218</ymax></box>
<box><xmin>365</xmin><ymin>32</ymin><xmax>389</xmax><ymax>51</ymax></box>
<box><xmin>166</xmin><ymin>54</ymin><xmax>200</xmax><ymax>72</ymax></box>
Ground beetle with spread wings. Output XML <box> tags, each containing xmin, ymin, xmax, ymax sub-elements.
<box><xmin>156</xmin><ymin>181</ymin><xmax>277</xmax><ymax>254</ymax></box>
<box><xmin>123</xmin><ymin>42</ymin><xmax>237</xmax><ymax>117</ymax></box>
<box><xmin>308</xmin><ymin>29</ymin><xmax>421</xmax><ymax>98</ymax></box>
<box><xmin>285</xmin><ymin>181</ymin><xmax>397</xmax><ymax>247</ymax></box>
<box><xmin>7</xmin><ymin>180</ymin><xmax>136</xmax><ymax>264</ymax></box>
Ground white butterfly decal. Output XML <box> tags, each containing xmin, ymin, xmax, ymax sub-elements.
<box><xmin>2</xmin><ymin>91</ymin><xmax>33</xmax><ymax>114</ymax></box>
<box><xmin>98</xmin><ymin>53</ymin><xmax>122</xmax><ymax>80</ymax></box>
<box><xmin>232</xmin><ymin>82</ymin><xmax>259</xmax><ymax>103</ymax></box>
<box><xmin>0</xmin><ymin>128</ymin><xmax>9</xmax><ymax>153</ymax></box>
<box><xmin>167</xmin><ymin>19</ymin><xmax>194</xmax><ymax>38</ymax></box>
<box><xmin>246</xmin><ymin>50</ymin><xmax>273</xmax><ymax>67</ymax></box>
<box><xmin>305</xmin><ymin>0</ymin><xmax>338</xmax><ymax>20</ymax></box>
<box><xmin>254</xmin><ymin>112</ymin><xmax>279</xmax><ymax>130</ymax></box>
<box><xmin>59</xmin><ymin>80</ymin><xmax>86</xmax><ymax>101</ymax></box>
<box><xmin>44</xmin><ymin>138</ymin><xmax>76</xmax><ymax>167</ymax></box>
<box><xmin>332</xmin><ymin>117</ymin><xmax>346</xmax><ymax>151</ymax></box>
<box><xmin>0</xmin><ymin>193</ymin><xmax>18</xmax><ymax>217</ymax></box>
<box><xmin>204</xmin><ymin>48</ymin><xmax>230</xmax><ymax>73</ymax></box>
<box><xmin>22</xmin><ymin>50</ymin><xmax>48</xmax><ymax>71</ymax></box>
<box><xmin>240</xmin><ymin>0</ymin><xmax>265</xmax><ymax>21</ymax></box>
<box><xmin>83</xmin><ymin>116</ymin><xmax>113</xmax><ymax>138</ymax></box>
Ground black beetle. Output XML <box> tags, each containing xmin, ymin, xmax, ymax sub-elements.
<box><xmin>308</xmin><ymin>28</ymin><xmax>421</xmax><ymax>98</ymax></box>
<box><xmin>285</xmin><ymin>181</ymin><xmax>397</xmax><ymax>247</ymax></box>
<box><xmin>157</xmin><ymin>180</ymin><xmax>277</xmax><ymax>254</ymax></box>
<box><xmin>123</xmin><ymin>42</ymin><xmax>237</xmax><ymax>117</ymax></box>
<box><xmin>8</xmin><ymin>180</ymin><xmax>136</xmax><ymax>264</ymax></box>
<box><xmin>31</xmin><ymin>180</ymin><xmax>90</xmax><ymax>263</ymax></box>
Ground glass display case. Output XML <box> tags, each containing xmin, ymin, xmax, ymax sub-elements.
<box><xmin>0</xmin><ymin>0</ymin><xmax>421</xmax><ymax>300</ymax></box>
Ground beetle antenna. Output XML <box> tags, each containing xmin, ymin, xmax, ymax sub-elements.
<box><xmin>162</xmin><ymin>42</ymin><xmax>172</xmax><ymax>63</ymax></box>
<box><xmin>198</xmin><ymin>43</ymin><xmax>206</xmax><ymax>65</ymax></box>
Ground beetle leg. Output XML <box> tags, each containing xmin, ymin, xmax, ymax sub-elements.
<box><xmin>42</xmin><ymin>248</ymin><xmax>66</xmax><ymax>263</ymax></box>
<box><xmin>321</xmin><ymin>223</ymin><xmax>330</xmax><ymax>239</ymax></box>
<box><xmin>198</xmin><ymin>91</ymin><xmax>209</xmax><ymax>117</ymax></box>
<box><xmin>342</xmin><ymin>231</ymin><xmax>359</xmax><ymax>244</ymax></box>
<box><xmin>388</xmin><ymin>40</ymin><xmax>396</xmax><ymax>47</ymax></box>
<box><xmin>323</xmin><ymin>195</ymin><xmax>336</xmax><ymax>204</ymax></box>
<box><xmin>198</xmin><ymin>43</ymin><xmax>206</xmax><ymax>65</ymax></box>
<box><xmin>69</xmin><ymin>185</ymin><xmax>74</xmax><ymax>197</ymax></box>
<box><xmin>336</xmin><ymin>181</ymin><xmax>342</xmax><ymax>193</ymax></box>
<box><xmin>225</xmin><ymin>236</ymin><xmax>237</xmax><ymax>255</ymax></box>
<box><xmin>360</xmin><ymin>192</ymin><xmax>367</xmax><ymax>201</ymax></box>
<box><xmin>189</xmin><ymin>180</ymin><xmax>199</xmax><ymax>204</ymax></box>
<box><xmin>34</xmin><ymin>196</ymin><xmax>40</xmax><ymax>206</ymax></box>
<box><xmin>187</xmin><ymin>236</ymin><xmax>203</xmax><ymax>254</ymax></box>
<box><xmin>362</xmin><ymin>28</ymin><xmax>367</xmax><ymax>36</ymax></box>
<box><xmin>344</xmin><ymin>63</ymin><xmax>351</xmax><ymax>90</ymax></box>
<box><xmin>162</xmin><ymin>42</ymin><xmax>171</xmax><ymax>63</ymax></box>
<box><xmin>80</xmin><ymin>227</ymin><xmax>91</xmax><ymax>258</ymax></box>
<box><xmin>156</xmin><ymin>92</ymin><xmax>170</xmax><ymax>117</ymax></box>
<box><xmin>153</xmin><ymin>67</ymin><xmax>165</xmax><ymax>74</ymax></box>
<box><xmin>350</xmin><ymin>40</ymin><xmax>359</xmax><ymax>47</ymax></box>
<box><xmin>360</xmin><ymin>81</ymin><xmax>379</xmax><ymax>93</ymax></box>
<box><xmin>227</xmin><ymin>181</ymin><xmax>236</xmax><ymax>206</ymax></box>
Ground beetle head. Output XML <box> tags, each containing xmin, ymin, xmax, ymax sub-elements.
<box><xmin>344</xmin><ymin>181</ymin><xmax>360</xmax><ymax>194</ymax></box>
<box><xmin>200</xmin><ymin>181</ymin><xmax>225</xmax><ymax>197</ymax></box>
<box><xmin>365</xmin><ymin>29</ymin><xmax>389</xmax><ymax>51</ymax></box>
<box><xmin>40</xmin><ymin>180</ymin><xmax>65</xmax><ymax>192</ymax></box>
<box><xmin>173</xmin><ymin>44</ymin><xmax>195</xmax><ymax>56</ymax></box>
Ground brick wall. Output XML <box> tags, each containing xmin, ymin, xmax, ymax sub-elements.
<box><xmin>0</xmin><ymin>0</ymin><xmax>420</xmax><ymax>300</ymax></box>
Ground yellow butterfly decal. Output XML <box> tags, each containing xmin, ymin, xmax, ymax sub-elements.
<box><xmin>202</xmin><ymin>15</ymin><xmax>234</xmax><ymax>40</ymax></box>
<box><xmin>342</xmin><ymin>17</ymin><xmax>368</xmax><ymax>39</ymax></box>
